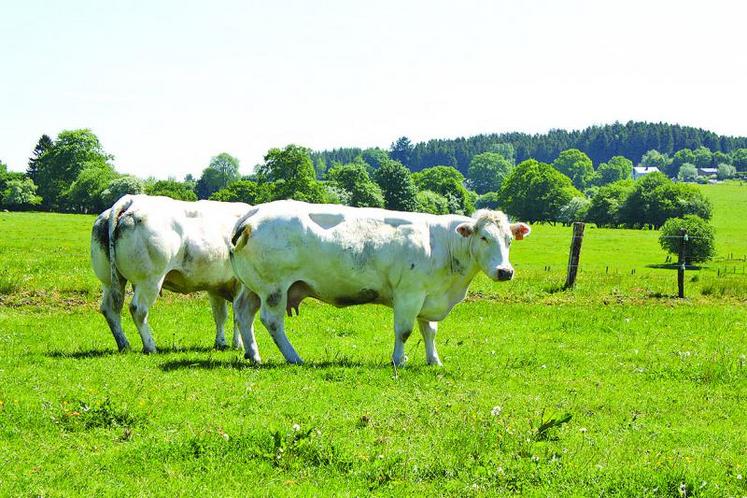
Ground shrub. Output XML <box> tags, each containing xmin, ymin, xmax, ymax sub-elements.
<box><xmin>659</xmin><ymin>215</ymin><xmax>715</xmax><ymax>263</ymax></box>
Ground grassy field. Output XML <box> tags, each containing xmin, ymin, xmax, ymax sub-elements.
<box><xmin>1</xmin><ymin>184</ymin><xmax>746</xmax><ymax>496</ymax></box>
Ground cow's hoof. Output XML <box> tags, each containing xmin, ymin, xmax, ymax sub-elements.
<box><xmin>117</xmin><ymin>343</ymin><xmax>132</xmax><ymax>353</ymax></box>
<box><xmin>426</xmin><ymin>357</ymin><xmax>443</xmax><ymax>366</ymax></box>
<box><xmin>287</xmin><ymin>357</ymin><xmax>304</xmax><ymax>365</ymax></box>
<box><xmin>244</xmin><ymin>352</ymin><xmax>262</xmax><ymax>364</ymax></box>
<box><xmin>214</xmin><ymin>343</ymin><xmax>229</xmax><ymax>351</ymax></box>
<box><xmin>392</xmin><ymin>355</ymin><xmax>408</xmax><ymax>367</ymax></box>
<box><xmin>142</xmin><ymin>347</ymin><xmax>157</xmax><ymax>355</ymax></box>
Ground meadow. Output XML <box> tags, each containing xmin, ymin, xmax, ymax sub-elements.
<box><xmin>0</xmin><ymin>183</ymin><xmax>746</xmax><ymax>496</ymax></box>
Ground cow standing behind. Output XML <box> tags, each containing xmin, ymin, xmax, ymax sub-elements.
<box><xmin>229</xmin><ymin>200</ymin><xmax>530</xmax><ymax>366</ymax></box>
<box><xmin>90</xmin><ymin>195</ymin><xmax>261</xmax><ymax>361</ymax></box>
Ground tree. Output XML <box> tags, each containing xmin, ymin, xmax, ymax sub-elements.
<box><xmin>552</xmin><ymin>149</ymin><xmax>595</xmax><ymax>190</ymax></box>
<box><xmin>412</xmin><ymin>166</ymin><xmax>474</xmax><ymax>214</ymax></box>
<box><xmin>717</xmin><ymin>163</ymin><xmax>737</xmax><ymax>180</ymax></box>
<box><xmin>640</xmin><ymin>149</ymin><xmax>672</xmax><ymax>171</ymax></box>
<box><xmin>32</xmin><ymin>129</ymin><xmax>113</xmax><ymax>210</ymax></box>
<box><xmin>618</xmin><ymin>172</ymin><xmax>670</xmax><ymax>228</ymax></box>
<box><xmin>257</xmin><ymin>145</ymin><xmax>326</xmax><ymax>203</ymax></box>
<box><xmin>499</xmin><ymin>159</ymin><xmax>581</xmax><ymax>222</ymax></box>
<box><xmin>692</xmin><ymin>146</ymin><xmax>713</xmax><ymax>169</ymax></box>
<box><xmin>64</xmin><ymin>163</ymin><xmax>118</xmax><ymax>213</ymax></box>
<box><xmin>209</xmin><ymin>180</ymin><xmax>270</xmax><ymax>204</ymax></box>
<box><xmin>325</xmin><ymin>159</ymin><xmax>385</xmax><ymax>207</ymax></box>
<box><xmin>731</xmin><ymin>148</ymin><xmax>747</xmax><ymax>171</ymax></box>
<box><xmin>586</xmin><ymin>180</ymin><xmax>635</xmax><ymax>227</ymax></box>
<box><xmin>26</xmin><ymin>134</ymin><xmax>53</xmax><ymax>183</ymax></box>
<box><xmin>390</xmin><ymin>137</ymin><xmax>413</xmax><ymax>167</ymax></box>
<box><xmin>475</xmin><ymin>191</ymin><xmax>502</xmax><ymax>210</ymax></box>
<box><xmin>101</xmin><ymin>176</ymin><xmax>145</xmax><ymax>206</ymax></box>
<box><xmin>596</xmin><ymin>156</ymin><xmax>633</xmax><ymax>185</ymax></box>
<box><xmin>678</xmin><ymin>163</ymin><xmax>698</xmax><ymax>182</ymax></box>
<box><xmin>659</xmin><ymin>215</ymin><xmax>715</xmax><ymax>263</ymax></box>
<box><xmin>373</xmin><ymin>159</ymin><xmax>418</xmax><ymax>212</ymax></box>
<box><xmin>670</xmin><ymin>148</ymin><xmax>696</xmax><ymax>178</ymax></box>
<box><xmin>196</xmin><ymin>152</ymin><xmax>241</xmax><ymax>199</ymax></box>
<box><xmin>558</xmin><ymin>197</ymin><xmax>590</xmax><ymax>225</ymax></box>
<box><xmin>361</xmin><ymin>148</ymin><xmax>389</xmax><ymax>169</ymax></box>
<box><xmin>488</xmin><ymin>143</ymin><xmax>515</xmax><ymax>164</ymax></box>
<box><xmin>415</xmin><ymin>190</ymin><xmax>449</xmax><ymax>214</ymax></box>
<box><xmin>467</xmin><ymin>152</ymin><xmax>513</xmax><ymax>194</ymax></box>
<box><xmin>1</xmin><ymin>177</ymin><xmax>42</xmax><ymax>210</ymax></box>
<box><xmin>146</xmin><ymin>179</ymin><xmax>198</xmax><ymax>201</ymax></box>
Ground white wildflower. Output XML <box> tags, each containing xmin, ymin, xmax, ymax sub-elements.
<box><xmin>491</xmin><ymin>405</ymin><xmax>502</xmax><ymax>417</ymax></box>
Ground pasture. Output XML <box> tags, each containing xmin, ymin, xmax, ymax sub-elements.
<box><xmin>0</xmin><ymin>184</ymin><xmax>746</xmax><ymax>496</ymax></box>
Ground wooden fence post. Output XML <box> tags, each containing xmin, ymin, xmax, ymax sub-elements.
<box><xmin>564</xmin><ymin>222</ymin><xmax>586</xmax><ymax>289</ymax></box>
<box><xmin>677</xmin><ymin>228</ymin><xmax>688</xmax><ymax>298</ymax></box>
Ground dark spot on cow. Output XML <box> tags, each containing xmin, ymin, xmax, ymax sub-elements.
<box><xmin>266</xmin><ymin>290</ymin><xmax>282</xmax><ymax>307</ymax></box>
<box><xmin>182</xmin><ymin>246</ymin><xmax>193</xmax><ymax>266</ymax></box>
<box><xmin>400</xmin><ymin>329</ymin><xmax>412</xmax><ymax>342</ymax></box>
<box><xmin>266</xmin><ymin>322</ymin><xmax>278</xmax><ymax>334</ymax></box>
<box><xmin>410</xmin><ymin>263</ymin><xmax>415</xmax><ymax>270</ymax></box>
<box><xmin>451</xmin><ymin>257</ymin><xmax>465</xmax><ymax>276</ymax></box>
<box><xmin>92</xmin><ymin>216</ymin><xmax>109</xmax><ymax>249</ymax></box>
<box><xmin>335</xmin><ymin>288</ymin><xmax>379</xmax><ymax>307</ymax></box>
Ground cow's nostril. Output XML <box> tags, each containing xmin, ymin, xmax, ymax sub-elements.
<box><xmin>497</xmin><ymin>269</ymin><xmax>514</xmax><ymax>281</ymax></box>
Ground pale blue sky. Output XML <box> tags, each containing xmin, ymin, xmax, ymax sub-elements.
<box><xmin>2</xmin><ymin>0</ymin><xmax>745</xmax><ymax>178</ymax></box>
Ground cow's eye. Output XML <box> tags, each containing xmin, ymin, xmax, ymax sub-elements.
<box><xmin>480</xmin><ymin>236</ymin><xmax>488</xmax><ymax>242</ymax></box>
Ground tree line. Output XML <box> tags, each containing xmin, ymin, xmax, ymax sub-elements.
<box><xmin>1</xmin><ymin>126</ymin><xmax>742</xmax><ymax>263</ymax></box>
<box><xmin>311</xmin><ymin>121</ymin><xmax>747</xmax><ymax>176</ymax></box>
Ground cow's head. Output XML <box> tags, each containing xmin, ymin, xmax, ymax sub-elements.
<box><xmin>455</xmin><ymin>210</ymin><xmax>530</xmax><ymax>281</ymax></box>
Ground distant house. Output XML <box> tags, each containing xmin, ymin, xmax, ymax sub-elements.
<box><xmin>698</xmin><ymin>167</ymin><xmax>718</xmax><ymax>177</ymax></box>
<box><xmin>633</xmin><ymin>166</ymin><xmax>660</xmax><ymax>180</ymax></box>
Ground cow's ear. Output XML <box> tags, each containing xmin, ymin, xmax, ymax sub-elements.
<box><xmin>456</xmin><ymin>222</ymin><xmax>475</xmax><ymax>238</ymax></box>
<box><xmin>510</xmin><ymin>222</ymin><xmax>531</xmax><ymax>240</ymax></box>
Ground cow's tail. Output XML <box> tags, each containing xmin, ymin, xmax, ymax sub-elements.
<box><xmin>107</xmin><ymin>195</ymin><xmax>134</xmax><ymax>302</ymax></box>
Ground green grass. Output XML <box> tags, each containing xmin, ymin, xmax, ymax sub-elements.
<box><xmin>1</xmin><ymin>184</ymin><xmax>746</xmax><ymax>496</ymax></box>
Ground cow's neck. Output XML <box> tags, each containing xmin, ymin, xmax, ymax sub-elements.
<box><xmin>446</xmin><ymin>230</ymin><xmax>480</xmax><ymax>282</ymax></box>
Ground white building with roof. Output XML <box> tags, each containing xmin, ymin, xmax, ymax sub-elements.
<box><xmin>633</xmin><ymin>166</ymin><xmax>660</xmax><ymax>180</ymax></box>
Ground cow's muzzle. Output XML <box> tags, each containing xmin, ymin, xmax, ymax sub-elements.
<box><xmin>496</xmin><ymin>268</ymin><xmax>514</xmax><ymax>281</ymax></box>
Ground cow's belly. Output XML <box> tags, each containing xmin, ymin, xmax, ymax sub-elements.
<box><xmin>307</xmin><ymin>275</ymin><xmax>392</xmax><ymax>308</ymax></box>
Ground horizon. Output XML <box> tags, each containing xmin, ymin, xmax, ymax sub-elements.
<box><xmin>2</xmin><ymin>0</ymin><xmax>746</xmax><ymax>178</ymax></box>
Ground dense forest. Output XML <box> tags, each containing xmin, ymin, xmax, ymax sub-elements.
<box><xmin>311</xmin><ymin>121</ymin><xmax>747</xmax><ymax>176</ymax></box>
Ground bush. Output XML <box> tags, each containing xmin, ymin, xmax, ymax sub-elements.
<box><xmin>475</xmin><ymin>192</ymin><xmax>501</xmax><ymax>210</ymax></box>
<box><xmin>659</xmin><ymin>215</ymin><xmax>715</xmax><ymax>264</ymax></box>
<box><xmin>558</xmin><ymin>196</ymin><xmax>590</xmax><ymax>225</ymax></box>
<box><xmin>101</xmin><ymin>176</ymin><xmax>145</xmax><ymax>206</ymax></box>
<box><xmin>415</xmin><ymin>190</ymin><xmax>449</xmax><ymax>214</ymax></box>
<box><xmin>209</xmin><ymin>180</ymin><xmax>271</xmax><ymax>205</ymax></box>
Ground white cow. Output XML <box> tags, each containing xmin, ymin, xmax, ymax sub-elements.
<box><xmin>90</xmin><ymin>194</ymin><xmax>261</xmax><ymax>361</ymax></box>
<box><xmin>229</xmin><ymin>200</ymin><xmax>530</xmax><ymax>366</ymax></box>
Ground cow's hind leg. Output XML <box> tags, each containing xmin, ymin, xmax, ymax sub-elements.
<box><xmin>100</xmin><ymin>284</ymin><xmax>130</xmax><ymax>352</ymax></box>
<box><xmin>234</xmin><ymin>287</ymin><xmax>261</xmax><ymax>363</ymax></box>
<box><xmin>391</xmin><ymin>292</ymin><xmax>426</xmax><ymax>367</ymax></box>
<box><xmin>129</xmin><ymin>280</ymin><xmax>161</xmax><ymax>354</ymax></box>
<box><xmin>208</xmin><ymin>293</ymin><xmax>229</xmax><ymax>350</ymax></box>
<box><xmin>418</xmin><ymin>319</ymin><xmax>442</xmax><ymax>366</ymax></box>
<box><xmin>259</xmin><ymin>287</ymin><xmax>303</xmax><ymax>364</ymax></box>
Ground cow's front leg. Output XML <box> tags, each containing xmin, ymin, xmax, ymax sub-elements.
<box><xmin>208</xmin><ymin>293</ymin><xmax>230</xmax><ymax>350</ymax></box>
<box><xmin>392</xmin><ymin>292</ymin><xmax>426</xmax><ymax>367</ymax></box>
<box><xmin>259</xmin><ymin>287</ymin><xmax>303</xmax><ymax>365</ymax></box>
<box><xmin>234</xmin><ymin>286</ymin><xmax>261</xmax><ymax>363</ymax></box>
<box><xmin>418</xmin><ymin>319</ymin><xmax>442</xmax><ymax>366</ymax></box>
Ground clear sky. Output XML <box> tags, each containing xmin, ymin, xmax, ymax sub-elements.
<box><xmin>1</xmin><ymin>0</ymin><xmax>745</xmax><ymax>178</ymax></box>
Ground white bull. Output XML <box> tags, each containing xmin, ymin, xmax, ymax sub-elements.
<box><xmin>90</xmin><ymin>194</ymin><xmax>261</xmax><ymax>360</ymax></box>
<box><xmin>229</xmin><ymin>200</ymin><xmax>530</xmax><ymax>366</ymax></box>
